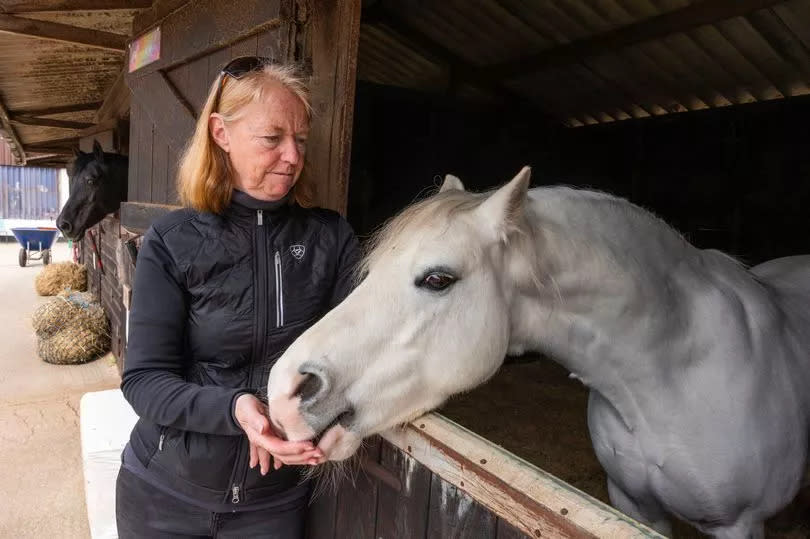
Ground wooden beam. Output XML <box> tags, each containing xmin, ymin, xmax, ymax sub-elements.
<box><xmin>26</xmin><ymin>153</ymin><xmax>71</xmax><ymax>163</ymax></box>
<box><xmin>487</xmin><ymin>0</ymin><xmax>788</xmax><ymax>80</ymax></box>
<box><xmin>1</xmin><ymin>1</ymin><xmax>151</xmax><ymax>12</ymax></box>
<box><xmin>23</xmin><ymin>145</ymin><xmax>74</xmax><ymax>154</ymax></box>
<box><xmin>363</xmin><ymin>5</ymin><xmax>560</xmax><ymax>124</ymax></box>
<box><xmin>11</xmin><ymin>114</ymin><xmax>94</xmax><ymax>129</ymax></box>
<box><xmin>383</xmin><ymin>414</ymin><xmax>664</xmax><ymax>539</ymax></box>
<box><xmin>25</xmin><ymin>135</ymin><xmax>80</xmax><ymax>148</ymax></box>
<box><xmin>307</xmin><ymin>0</ymin><xmax>363</xmax><ymax>213</ymax></box>
<box><xmin>120</xmin><ymin>201</ymin><xmax>181</xmax><ymax>234</ymax></box>
<box><xmin>95</xmin><ymin>68</ymin><xmax>129</xmax><ymax>123</ymax></box>
<box><xmin>132</xmin><ymin>0</ymin><xmax>190</xmax><ymax>35</ymax></box>
<box><xmin>11</xmin><ymin>102</ymin><xmax>102</xmax><ymax>116</ymax></box>
<box><xmin>0</xmin><ymin>14</ymin><xmax>127</xmax><ymax>51</ymax></box>
<box><xmin>0</xmin><ymin>93</ymin><xmax>26</xmax><ymax>165</ymax></box>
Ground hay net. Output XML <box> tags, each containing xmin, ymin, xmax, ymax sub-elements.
<box><xmin>32</xmin><ymin>291</ymin><xmax>110</xmax><ymax>365</ymax></box>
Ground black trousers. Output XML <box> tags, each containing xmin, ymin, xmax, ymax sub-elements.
<box><xmin>115</xmin><ymin>467</ymin><xmax>308</xmax><ymax>539</ymax></box>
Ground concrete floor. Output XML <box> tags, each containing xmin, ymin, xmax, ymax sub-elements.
<box><xmin>0</xmin><ymin>240</ymin><xmax>120</xmax><ymax>539</ymax></box>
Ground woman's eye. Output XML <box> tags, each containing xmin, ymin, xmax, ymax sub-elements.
<box><xmin>419</xmin><ymin>272</ymin><xmax>457</xmax><ymax>291</ymax></box>
<box><xmin>263</xmin><ymin>135</ymin><xmax>281</xmax><ymax>144</ymax></box>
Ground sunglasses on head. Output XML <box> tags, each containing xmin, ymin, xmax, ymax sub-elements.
<box><xmin>221</xmin><ymin>56</ymin><xmax>271</xmax><ymax>79</ymax></box>
<box><xmin>213</xmin><ymin>56</ymin><xmax>272</xmax><ymax>111</ymax></box>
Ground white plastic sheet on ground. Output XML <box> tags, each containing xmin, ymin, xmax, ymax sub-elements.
<box><xmin>80</xmin><ymin>389</ymin><xmax>138</xmax><ymax>539</ymax></box>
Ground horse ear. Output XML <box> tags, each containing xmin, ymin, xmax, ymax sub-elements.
<box><xmin>93</xmin><ymin>140</ymin><xmax>104</xmax><ymax>163</ymax></box>
<box><xmin>439</xmin><ymin>174</ymin><xmax>465</xmax><ymax>193</ymax></box>
<box><xmin>72</xmin><ymin>146</ymin><xmax>83</xmax><ymax>158</ymax></box>
<box><xmin>475</xmin><ymin>166</ymin><xmax>531</xmax><ymax>240</ymax></box>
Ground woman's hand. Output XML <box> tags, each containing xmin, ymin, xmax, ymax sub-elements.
<box><xmin>234</xmin><ymin>394</ymin><xmax>324</xmax><ymax>475</ymax></box>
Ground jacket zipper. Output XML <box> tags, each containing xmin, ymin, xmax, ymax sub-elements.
<box><xmin>229</xmin><ymin>208</ymin><xmax>269</xmax><ymax>506</ymax></box>
<box><xmin>275</xmin><ymin>250</ymin><xmax>284</xmax><ymax>328</ymax></box>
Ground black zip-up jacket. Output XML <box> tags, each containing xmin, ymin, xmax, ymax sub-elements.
<box><xmin>121</xmin><ymin>190</ymin><xmax>360</xmax><ymax>509</ymax></box>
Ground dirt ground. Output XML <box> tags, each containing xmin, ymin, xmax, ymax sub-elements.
<box><xmin>438</xmin><ymin>357</ymin><xmax>810</xmax><ymax>539</ymax></box>
<box><xmin>0</xmin><ymin>240</ymin><xmax>121</xmax><ymax>538</ymax></box>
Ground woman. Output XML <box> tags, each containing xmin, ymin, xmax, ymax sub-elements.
<box><xmin>116</xmin><ymin>57</ymin><xmax>360</xmax><ymax>538</ymax></box>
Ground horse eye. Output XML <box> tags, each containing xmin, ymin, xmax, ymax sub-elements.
<box><xmin>420</xmin><ymin>272</ymin><xmax>456</xmax><ymax>291</ymax></box>
<box><xmin>86</xmin><ymin>177</ymin><xmax>96</xmax><ymax>185</ymax></box>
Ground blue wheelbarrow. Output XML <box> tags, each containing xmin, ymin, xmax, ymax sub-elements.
<box><xmin>10</xmin><ymin>227</ymin><xmax>60</xmax><ymax>267</ymax></box>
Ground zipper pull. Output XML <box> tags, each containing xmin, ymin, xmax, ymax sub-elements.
<box><xmin>232</xmin><ymin>485</ymin><xmax>241</xmax><ymax>504</ymax></box>
<box><xmin>158</xmin><ymin>433</ymin><xmax>165</xmax><ymax>451</ymax></box>
<box><xmin>257</xmin><ymin>209</ymin><xmax>263</xmax><ymax>226</ymax></box>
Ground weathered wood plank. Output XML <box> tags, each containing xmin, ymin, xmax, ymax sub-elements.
<box><xmin>496</xmin><ymin>518</ymin><xmax>531</xmax><ymax>539</ymax></box>
<box><xmin>152</xmin><ymin>131</ymin><xmax>169</xmax><ymax>205</ymax></box>
<box><xmin>183</xmin><ymin>55</ymin><xmax>211</xmax><ymax>115</ymax></box>
<box><xmin>140</xmin><ymin>119</ymin><xmax>153</xmax><ymax>202</ymax></box>
<box><xmin>305</xmin><ymin>490</ymin><xmax>337</xmax><ymax>539</ymax></box>
<box><xmin>382</xmin><ymin>414</ymin><xmax>664</xmax><ymax>539</ymax></box>
<box><xmin>230</xmin><ymin>34</ymin><xmax>258</xmax><ymax>59</ymax></box>
<box><xmin>0</xmin><ymin>13</ymin><xmax>127</xmax><ymax>51</ymax></box>
<box><xmin>375</xmin><ymin>440</ymin><xmax>432</xmax><ymax>539</ymax></box>
<box><xmin>129</xmin><ymin>0</ymin><xmax>284</xmax><ymax>78</ymax></box>
<box><xmin>128</xmin><ymin>71</ymin><xmax>196</xmax><ymax>153</ymax></box>
<box><xmin>334</xmin><ymin>437</ymin><xmax>382</xmax><ymax>539</ymax></box>
<box><xmin>3</xmin><ymin>0</ymin><xmax>151</xmax><ymax>12</ymax></box>
<box><xmin>120</xmin><ymin>201</ymin><xmax>181</xmax><ymax>234</ymax></box>
<box><xmin>306</xmin><ymin>0</ymin><xmax>362</xmax><ymax>213</ymax></box>
<box><xmin>427</xmin><ymin>474</ymin><xmax>497</xmax><ymax>539</ymax></box>
<box><xmin>127</xmin><ymin>101</ymin><xmax>140</xmax><ymax>203</ymax></box>
<box><xmin>257</xmin><ymin>25</ymin><xmax>283</xmax><ymax>59</ymax></box>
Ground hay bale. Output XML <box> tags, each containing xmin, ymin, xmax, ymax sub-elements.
<box><xmin>34</xmin><ymin>262</ymin><xmax>87</xmax><ymax>296</ymax></box>
<box><xmin>32</xmin><ymin>291</ymin><xmax>109</xmax><ymax>365</ymax></box>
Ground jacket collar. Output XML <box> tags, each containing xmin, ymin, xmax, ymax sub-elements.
<box><xmin>223</xmin><ymin>189</ymin><xmax>292</xmax><ymax>225</ymax></box>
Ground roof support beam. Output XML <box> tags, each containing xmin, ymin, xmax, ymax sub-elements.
<box><xmin>0</xmin><ymin>94</ymin><xmax>26</xmax><ymax>165</ymax></box>
<box><xmin>363</xmin><ymin>4</ymin><xmax>560</xmax><ymax>124</ymax></box>
<box><xmin>1</xmin><ymin>1</ymin><xmax>151</xmax><ymax>12</ymax></box>
<box><xmin>0</xmin><ymin>14</ymin><xmax>127</xmax><ymax>51</ymax></box>
<box><xmin>25</xmin><ymin>135</ymin><xmax>80</xmax><ymax>148</ymax></box>
<box><xmin>11</xmin><ymin>101</ymin><xmax>102</xmax><ymax>116</ymax></box>
<box><xmin>487</xmin><ymin>0</ymin><xmax>788</xmax><ymax>80</ymax></box>
<box><xmin>11</xmin><ymin>114</ymin><xmax>94</xmax><ymax>130</ymax></box>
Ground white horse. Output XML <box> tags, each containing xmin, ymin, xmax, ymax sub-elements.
<box><xmin>267</xmin><ymin>167</ymin><xmax>810</xmax><ymax>538</ymax></box>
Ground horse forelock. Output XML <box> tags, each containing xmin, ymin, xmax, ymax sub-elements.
<box><xmin>67</xmin><ymin>152</ymin><xmax>94</xmax><ymax>181</ymax></box>
<box><xmin>357</xmin><ymin>190</ymin><xmax>485</xmax><ymax>283</ymax></box>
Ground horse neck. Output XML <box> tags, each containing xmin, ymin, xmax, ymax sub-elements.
<box><xmin>506</xmin><ymin>188</ymin><xmax>770</xmax><ymax>429</ymax></box>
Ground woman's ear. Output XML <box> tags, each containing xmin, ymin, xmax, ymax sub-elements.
<box><xmin>209</xmin><ymin>113</ymin><xmax>230</xmax><ymax>152</ymax></box>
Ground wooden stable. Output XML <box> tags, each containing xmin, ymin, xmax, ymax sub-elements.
<box><xmin>2</xmin><ymin>0</ymin><xmax>810</xmax><ymax>537</ymax></box>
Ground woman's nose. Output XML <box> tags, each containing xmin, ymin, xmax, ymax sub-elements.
<box><xmin>280</xmin><ymin>138</ymin><xmax>300</xmax><ymax>165</ymax></box>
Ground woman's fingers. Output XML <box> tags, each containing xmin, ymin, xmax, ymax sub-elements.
<box><xmin>254</xmin><ymin>433</ymin><xmax>319</xmax><ymax>457</ymax></box>
<box><xmin>274</xmin><ymin>451</ymin><xmax>325</xmax><ymax>466</ymax></box>
<box><xmin>249</xmin><ymin>442</ymin><xmax>258</xmax><ymax>469</ymax></box>
<box><xmin>258</xmin><ymin>446</ymin><xmax>272</xmax><ymax>475</ymax></box>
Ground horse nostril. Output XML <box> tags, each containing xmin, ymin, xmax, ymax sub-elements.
<box><xmin>295</xmin><ymin>364</ymin><xmax>329</xmax><ymax>404</ymax></box>
<box><xmin>296</xmin><ymin>373</ymin><xmax>322</xmax><ymax>403</ymax></box>
<box><xmin>58</xmin><ymin>220</ymin><xmax>72</xmax><ymax>233</ymax></box>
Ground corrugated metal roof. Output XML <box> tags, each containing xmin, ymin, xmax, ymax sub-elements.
<box><xmin>358</xmin><ymin>0</ymin><xmax>810</xmax><ymax>126</ymax></box>
<box><xmin>0</xmin><ymin>164</ymin><xmax>60</xmax><ymax>219</ymax></box>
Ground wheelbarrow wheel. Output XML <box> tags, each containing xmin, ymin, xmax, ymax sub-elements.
<box><xmin>18</xmin><ymin>248</ymin><xmax>26</xmax><ymax>267</ymax></box>
<box><xmin>42</xmin><ymin>249</ymin><xmax>51</xmax><ymax>265</ymax></box>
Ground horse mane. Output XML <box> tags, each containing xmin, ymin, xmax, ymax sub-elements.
<box><xmin>356</xmin><ymin>188</ymin><xmax>487</xmax><ymax>284</ymax></box>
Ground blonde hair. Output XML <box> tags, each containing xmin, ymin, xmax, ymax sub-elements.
<box><xmin>177</xmin><ymin>62</ymin><xmax>314</xmax><ymax>214</ymax></box>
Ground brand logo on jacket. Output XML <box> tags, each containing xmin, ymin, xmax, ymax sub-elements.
<box><xmin>290</xmin><ymin>244</ymin><xmax>306</xmax><ymax>260</ymax></box>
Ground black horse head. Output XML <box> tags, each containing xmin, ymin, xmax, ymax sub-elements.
<box><xmin>57</xmin><ymin>140</ymin><xmax>128</xmax><ymax>241</ymax></box>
